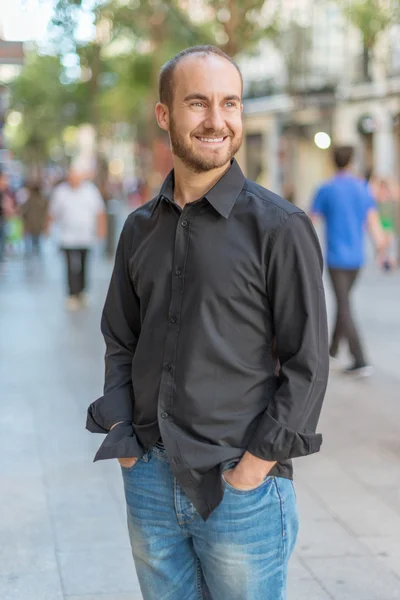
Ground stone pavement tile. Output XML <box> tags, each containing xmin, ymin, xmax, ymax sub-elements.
<box><xmin>296</xmin><ymin>456</ymin><xmax>400</xmax><ymax>538</ymax></box>
<box><xmin>288</xmin><ymin>577</ymin><xmax>332</xmax><ymax>600</ymax></box>
<box><xmin>99</xmin><ymin>460</ymin><xmax>131</xmax><ymax>513</ymax></box>
<box><xmin>0</xmin><ymin>477</ymin><xmax>56</xmax><ymax>576</ymax></box>
<box><xmin>304</xmin><ymin>556</ymin><xmax>400</xmax><ymax>600</ymax></box>
<box><xmin>369</xmin><ymin>485</ymin><xmax>400</xmax><ymax>517</ymax></box>
<box><xmin>0</xmin><ymin>529</ymin><xmax>58</xmax><ymax>578</ymax></box>
<box><xmin>66</xmin><ymin>595</ymin><xmax>141</xmax><ymax>600</ymax></box>
<box><xmin>359</xmin><ymin>536</ymin><xmax>400</xmax><ymax>579</ymax></box>
<box><xmin>43</xmin><ymin>463</ymin><xmax>129</xmax><ymax>551</ymax></box>
<box><xmin>294</xmin><ymin>480</ymin><xmax>334</xmax><ymax>522</ymax></box>
<box><xmin>288</xmin><ymin>555</ymin><xmax>333</xmax><ymax>600</ymax></box>
<box><xmin>0</xmin><ymin>570</ymin><xmax>64</xmax><ymax>600</ymax></box>
<box><xmin>57</xmin><ymin>547</ymin><xmax>141</xmax><ymax>597</ymax></box>
<box><xmin>50</xmin><ymin>497</ymin><xmax>130</xmax><ymax>552</ymax></box>
<box><xmin>324</xmin><ymin>439</ymin><xmax>400</xmax><ymax>489</ymax></box>
<box><xmin>0</xmin><ymin>391</ymin><xmax>43</xmax><ymax>478</ymax></box>
<box><xmin>295</xmin><ymin>477</ymin><xmax>369</xmax><ymax>559</ymax></box>
<box><xmin>296</xmin><ymin>518</ymin><xmax>368</xmax><ymax>558</ymax></box>
<box><xmin>288</xmin><ymin>554</ymin><xmax>311</xmax><ymax>579</ymax></box>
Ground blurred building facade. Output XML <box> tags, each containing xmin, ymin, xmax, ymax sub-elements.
<box><xmin>238</xmin><ymin>0</ymin><xmax>400</xmax><ymax>210</ymax></box>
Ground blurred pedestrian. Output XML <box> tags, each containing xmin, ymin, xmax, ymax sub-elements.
<box><xmin>87</xmin><ymin>45</ymin><xmax>329</xmax><ymax>600</ymax></box>
<box><xmin>0</xmin><ymin>171</ymin><xmax>6</xmax><ymax>261</ymax></box>
<box><xmin>311</xmin><ymin>146</ymin><xmax>386</xmax><ymax>376</ymax></box>
<box><xmin>49</xmin><ymin>167</ymin><xmax>107</xmax><ymax>311</ymax></box>
<box><xmin>21</xmin><ymin>182</ymin><xmax>49</xmax><ymax>257</ymax></box>
<box><xmin>0</xmin><ymin>171</ymin><xmax>20</xmax><ymax>260</ymax></box>
<box><xmin>373</xmin><ymin>177</ymin><xmax>397</xmax><ymax>270</ymax></box>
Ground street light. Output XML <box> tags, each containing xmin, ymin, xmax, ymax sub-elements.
<box><xmin>314</xmin><ymin>132</ymin><xmax>331</xmax><ymax>150</ymax></box>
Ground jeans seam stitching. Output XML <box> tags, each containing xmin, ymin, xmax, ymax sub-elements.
<box><xmin>196</xmin><ymin>559</ymin><xmax>204</xmax><ymax>600</ymax></box>
<box><xmin>274</xmin><ymin>478</ymin><xmax>286</xmax><ymax>598</ymax></box>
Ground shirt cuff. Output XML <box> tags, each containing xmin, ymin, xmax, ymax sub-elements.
<box><xmin>247</xmin><ymin>412</ymin><xmax>322</xmax><ymax>462</ymax></box>
<box><xmin>92</xmin><ymin>421</ymin><xmax>144</xmax><ymax>462</ymax></box>
<box><xmin>86</xmin><ymin>386</ymin><xmax>134</xmax><ymax>432</ymax></box>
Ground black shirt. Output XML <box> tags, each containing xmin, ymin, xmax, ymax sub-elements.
<box><xmin>86</xmin><ymin>159</ymin><xmax>329</xmax><ymax>520</ymax></box>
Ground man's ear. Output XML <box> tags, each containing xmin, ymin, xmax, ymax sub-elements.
<box><xmin>155</xmin><ymin>102</ymin><xmax>170</xmax><ymax>132</ymax></box>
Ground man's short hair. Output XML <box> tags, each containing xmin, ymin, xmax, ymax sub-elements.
<box><xmin>159</xmin><ymin>45</ymin><xmax>243</xmax><ymax>109</ymax></box>
<box><xmin>333</xmin><ymin>146</ymin><xmax>354</xmax><ymax>169</ymax></box>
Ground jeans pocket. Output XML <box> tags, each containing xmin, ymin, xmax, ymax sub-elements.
<box><xmin>222</xmin><ymin>472</ymin><xmax>274</xmax><ymax>495</ymax></box>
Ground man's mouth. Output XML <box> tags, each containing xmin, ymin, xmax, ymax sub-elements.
<box><xmin>195</xmin><ymin>136</ymin><xmax>227</xmax><ymax>143</ymax></box>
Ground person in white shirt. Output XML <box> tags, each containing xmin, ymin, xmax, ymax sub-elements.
<box><xmin>50</xmin><ymin>168</ymin><xmax>107</xmax><ymax>310</ymax></box>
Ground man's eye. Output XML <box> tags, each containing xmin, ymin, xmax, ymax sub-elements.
<box><xmin>192</xmin><ymin>102</ymin><xmax>204</xmax><ymax>108</ymax></box>
<box><xmin>225</xmin><ymin>102</ymin><xmax>236</xmax><ymax>108</ymax></box>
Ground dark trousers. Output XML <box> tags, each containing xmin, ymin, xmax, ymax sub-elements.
<box><xmin>328</xmin><ymin>268</ymin><xmax>366</xmax><ymax>365</ymax></box>
<box><xmin>25</xmin><ymin>234</ymin><xmax>41</xmax><ymax>256</ymax></box>
<box><xmin>63</xmin><ymin>248</ymin><xmax>89</xmax><ymax>296</ymax></box>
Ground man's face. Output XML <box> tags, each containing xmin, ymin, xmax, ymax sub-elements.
<box><xmin>159</xmin><ymin>55</ymin><xmax>243</xmax><ymax>173</ymax></box>
<box><xmin>68</xmin><ymin>170</ymin><xmax>82</xmax><ymax>188</ymax></box>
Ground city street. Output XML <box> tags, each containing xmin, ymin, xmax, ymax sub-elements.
<box><xmin>1</xmin><ymin>239</ymin><xmax>400</xmax><ymax>600</ymax></box>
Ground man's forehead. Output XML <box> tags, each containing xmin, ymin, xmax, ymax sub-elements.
<box><xmin>174</xmin><ymin>54</ymin><xmax>242</xmax><ymax>91</ymax></box>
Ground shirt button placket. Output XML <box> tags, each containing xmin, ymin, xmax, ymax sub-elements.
<box><xmin>159</xmin><ymin>211</ymin><xmax>190</xmax><ymax>445</ymax></box>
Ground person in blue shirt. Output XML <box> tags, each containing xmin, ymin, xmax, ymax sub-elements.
<box><xmin>311</xmin><ymin>146</ymin><xmax>385</xmax><ymax>376</ymax></box>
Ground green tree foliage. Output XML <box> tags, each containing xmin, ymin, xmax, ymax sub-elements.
<box><xmin>12</xmin><ymin>0</ymin><xmax>277</xmax><ymax>169</ymax></box>
<box><xmin>338</xmin><ymin>0</ymin><xmax>399</xmax><ymax>80</ymax></box>
<box><xmin>8</xmin><ymin>52</ymin><xmax>78</xmax><ymax>164</ymax></box>
<box><xmin>104</xmin><ymin>0</ymin><xmax>212</xmax><ymax>135</ymax></box>
<box><xmin>203</xmin><ymin>0</ymin><xmax>278</xmax><ymax>57</ymax></box>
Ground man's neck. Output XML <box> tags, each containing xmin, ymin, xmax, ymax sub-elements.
<box><xmin>173</xmin><ymin>159</ymin><xmax>231</xmax><ymax>209</ymax></box>
<box><xmin>336</xmin><ymin>168</ymin><xmax>351</xmax><ymax>176</ymax></box>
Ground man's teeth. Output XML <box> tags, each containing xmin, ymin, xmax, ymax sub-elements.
<box><xmin>198</xmin><ymin>137</ymin><xmax>224</xmax><ymax>143</ymax></box>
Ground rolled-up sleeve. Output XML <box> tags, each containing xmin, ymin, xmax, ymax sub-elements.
<box><xmin>86</xmin><ymin>218</ymin><xmax>143</xmax><ymax>461</ymax></box>
<box><xmin>247</xmin><ymin>212</ymin><xmax>329</xmax><ymax>462</ymax></box>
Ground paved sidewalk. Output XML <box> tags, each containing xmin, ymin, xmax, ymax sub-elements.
<box><xmin>1</xmin><ymin>243</ymin><xmax>400</xmax><ymax>600</ymax></box>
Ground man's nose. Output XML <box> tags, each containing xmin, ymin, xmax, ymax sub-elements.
<box><xmin>203</xmin><ymin>106</ymin><xmax>225</xmax><ymax>132</ymax></box>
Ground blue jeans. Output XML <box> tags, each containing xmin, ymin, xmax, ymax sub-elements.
<box><xmin>121</xmin><ymin>445</ymin><xmax>299</xmax><ymax>600</ymax></box>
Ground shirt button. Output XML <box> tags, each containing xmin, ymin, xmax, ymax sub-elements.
<box><xmin>170</xmin><ymin>315</ymin><xmax>177</xmax><ymax>323</ymax></box>
<box><xmin>181</xmin><ymin>220</ymin><xmax>188</xmax><ymax>227</ymax></box>
<box><xmin>175</xmin><ymin>268</ymin><xmax>182</xmax><ymax>276</ymax></box>
<box><xmin>161</xmin><ymin>412</ymin><xmax>168</xmax><ymax>419</ymax></box>
<box><xmin>165</xmin><ymin>363</ymin><xmax>172</xmax><ymax>371</ymax></box>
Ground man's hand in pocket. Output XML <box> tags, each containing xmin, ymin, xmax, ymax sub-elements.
<box><xmin>118</xmin><ymin>457</ymin><xmax>138</xmax><ymax>469</ymax></box>
<box><xmin>109</xmin><ymin>422</ymin><xmax>138</xmax><ymax>469</ymax></box>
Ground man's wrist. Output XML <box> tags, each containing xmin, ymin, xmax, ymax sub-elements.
<box><xmin>110</xmin><ymin>421</ymin><xmax>124</xmax><ymax>430</ymax></box>
<box><xmin>235</xmin><ymin>451</ymin><xmax>276</xmax><ymax>480</ymax></box>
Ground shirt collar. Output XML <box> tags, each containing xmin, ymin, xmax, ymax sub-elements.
<box><xmin>152</xmin><ymin>159</ymin><xmax>245</xmax><ymax>219</ymax></box>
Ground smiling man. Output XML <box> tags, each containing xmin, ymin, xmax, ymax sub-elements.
<box><xmin>87</xmin><ymin>45</ymin><xmax>329</xmax><ymax>600</ymax></box>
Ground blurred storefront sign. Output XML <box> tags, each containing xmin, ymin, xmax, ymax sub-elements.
<box><xmin>0</xmin><ymin>41</ymin><xmax>24</xmax><ymax>65</ymax></box>
<box><xmin>244</xmin><ymin>93</ymin><xmax>334</xmax><ymax>208</ymax></box>
<box><xmin>357</xmin><ymin>114</ymin><xmax>378</xmax><ymax>135</ymax></box>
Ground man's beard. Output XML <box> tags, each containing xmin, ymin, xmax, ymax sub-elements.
<box><xmin>169</xmin><ymin>117</ymin><xmax>243</xmax><ymax>173</ymax></box>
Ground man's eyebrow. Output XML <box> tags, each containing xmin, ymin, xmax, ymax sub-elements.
<box><xmin>183</xmin><ymin>93</ymin><xmax>210</xmax><ymax>102</ymax></box>
<box><xmin>224</xmin><ymin>95</ymin><xmax>242</xmax><ymax>103</ymax></box>
<box><xmin>183</xmin><ymin>93</ymin><xmax>242</xmax><ymax>103</ymax></box>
